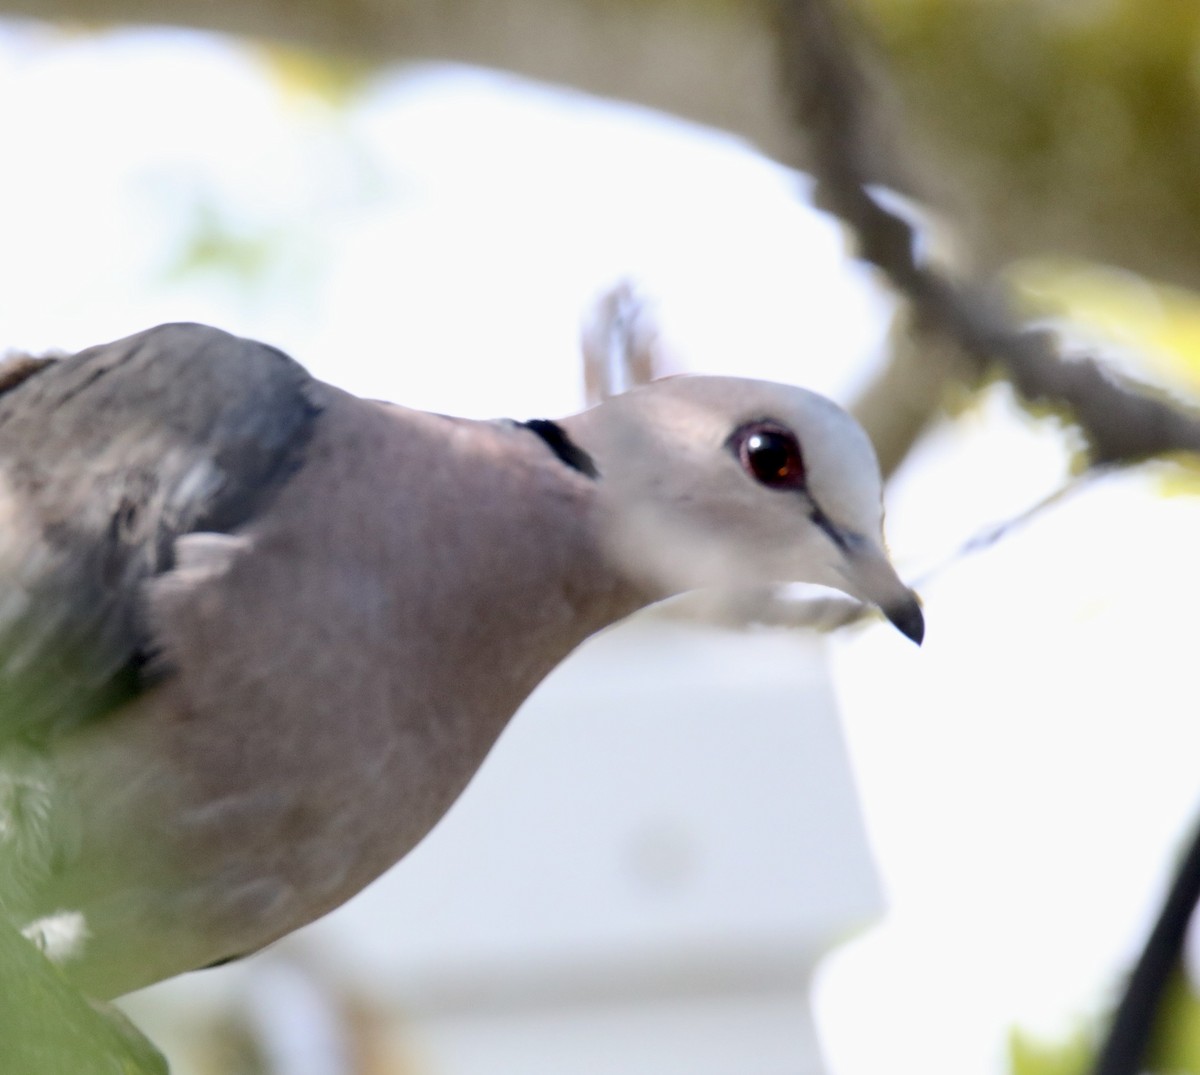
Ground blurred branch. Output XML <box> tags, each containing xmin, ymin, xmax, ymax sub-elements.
<box><xmin>851</xmin><ymin>309</ymin><xmax>967</xmax><ymax>479</ymax></box>
<box><xmin>665</xmin><ymin>468</ymin><xmax>1097</xmax><ymax>636</ymax></box>
<box><xmin>773</xmin><ymin>0</ymin><xmax>1200</xmax><ymax>470</ymax></box>
<box><xmin>1088</xmin><ymin>815</ymin><xmax>1200</xmax><ymax>1075</ymax></box>
<box><xmin>0</xmin><ymin>0</ymin><xmax>796</xmax><ymax>165</ymax></box>
<box><xmin>10</xmin><ymin>0</ymin><xmax>1200</xmax><ymax>470</ymax></box>
<box><xmin>773</xmin><ymin>5</ymin><xmax>1200</xmax><ymax>1073</ymax></box>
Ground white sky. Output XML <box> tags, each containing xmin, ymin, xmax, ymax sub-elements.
<box><xmin>4</xmin><ymin>20</ymin><xmax>1200</xmax><ymax>1075</ymax></box>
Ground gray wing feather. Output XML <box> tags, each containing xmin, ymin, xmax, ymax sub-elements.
<box><xmin>0</xmin><ymin>323</ymin><xmax>321</xmax><ymax>742</ymax></box>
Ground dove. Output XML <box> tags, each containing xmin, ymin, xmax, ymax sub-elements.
<box><xmin>0</xmin><ymin>322</ymin><xmax>921</xmax><ymax>999</ymax></box>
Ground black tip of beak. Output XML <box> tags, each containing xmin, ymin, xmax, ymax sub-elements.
<box><xmin>885</xmin><ymin>594</ymin><xmax>925</xmax><ymax>645</ymax></box>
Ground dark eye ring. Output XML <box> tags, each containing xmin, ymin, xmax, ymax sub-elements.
<box><xmin>730</xmin><ymin>421</ymin><xmax>806</xmax><ymax>490</ymax></box>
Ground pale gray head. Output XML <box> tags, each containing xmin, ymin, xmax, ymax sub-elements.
<box><xmin>559</xmin><ymin>375</ymin><xmax>924</xmax><ymax>643</ymax></box>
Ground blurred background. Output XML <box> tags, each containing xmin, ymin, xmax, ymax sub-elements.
<box><xmin>5</xmin><ymin>2</ymin><xmax>1200</xmax><ymax>1073</ymax></box>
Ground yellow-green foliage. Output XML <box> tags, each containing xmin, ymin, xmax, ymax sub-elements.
<box><xmin>1009</xmin><ymin>970</ymin><xmax>1200</xmax><ymax>1075</ymax></box>
<box><xmin>1148</xmin><ymin>970</ymin><xmax>1200</xmax><ymax>1074</ymax></box>
<box><xmin>0</xmin><ymin>918</ymin><xmax>166</xmax><ymax>1075</ymax></box>
<box><xmin>1009</xmin><ymin>1023</ymin><xmax>1092</xmax><ymax>1075</ymax></box>
<box><xmin>847</xmin><ymin>0</ymin><xmax>1200</xmax><ymax>288</ymax></box>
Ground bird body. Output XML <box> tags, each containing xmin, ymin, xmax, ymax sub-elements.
<box><xmin>0</xmin><ymin>323</ymin><xmax>921</xmax><ymax>998</ymax></box>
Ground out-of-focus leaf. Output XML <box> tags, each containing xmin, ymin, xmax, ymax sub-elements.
<box><xmin>1005</xmin><ymin>258</ymin><xmax>1200</xmax><ymax>490</ymax></box>
<box><xmin>1008</xmin><ymin>1023</ymin><xmax>1091</xmax><ymax>1075</ymax></box>
<box><xmin>0</xmin><ymin>917</ymin><xmax>167</xmax><ymax>1074</ymax></box>
<box><xmin>1013</xmin><ymin>259</ymin><xmax>1200</xmax><ymax>395</ymax></box>
<box><xmin>1008</xmin><ymin>969</ymin><xmax>1200</xmax><ymax>1074</ymax></box>
<box><xmin>1148</xmin><ymin>968</ymin><xmax>1200</xmax><ymax>1074</ymax></box>
<box><xmin>252</xmin><ymin>42</ymin><xmax>374</xmax><ymax>109</ymax></box>
<box><xmin>1154</xmin><ymin>455</ymin><xmax>1200</xmax><ymax>498</ymax></box>
<box><xmin>166</xmin><ymin>199</ymin><xmax>286</xmax><ymax>287</ymax></box>
<box><xmin>848</xmin><ymin>0</ymin><xmax>1200</xmax><ymax>292</ymax></box>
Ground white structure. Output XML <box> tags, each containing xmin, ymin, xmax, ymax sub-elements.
<box><xmin>125</xmin><ymin>616</ymin><xmax>882</xmax><ymax>1075</ymax></box>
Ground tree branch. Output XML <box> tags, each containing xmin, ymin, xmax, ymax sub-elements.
<box><xmin>1</xmin><ymin>0</ymin><xmax>798</xmax><ymax>167</ymax></box>
<box><xmin>773</xmin><ymin>0</ymin><xmax>1200</xmax><ymax>468</ymax></box>
<box><xmin>771</xmin><ymin>5</ymin><xmax>1200</xmax><ymax>1074</ymax></box>
<box><xmin>1089</xmin><ymin>816</ymin><xmax>1200</xmax><ymax>1075</ymax></box>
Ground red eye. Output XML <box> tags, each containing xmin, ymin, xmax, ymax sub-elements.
<box><xmin>731</xmin><ymin>422</ymin><xmax>806</xmax><ymax>490</ymax></box>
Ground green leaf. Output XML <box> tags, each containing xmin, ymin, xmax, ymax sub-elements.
<box><xmin>1008</xmin><ymin>1023</ymin><xmax>1092</xmax><ymax>1075</ymax></box>
<box><xmin>0</xmin><ymin>917</ymin><xmax>167</xmax><ymax>1075</ymax></box>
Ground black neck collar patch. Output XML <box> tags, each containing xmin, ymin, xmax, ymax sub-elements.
<box><xmin>518</xmin><ymin>419</ymin><xmax>600</xmax><ymax>480</ymax></box>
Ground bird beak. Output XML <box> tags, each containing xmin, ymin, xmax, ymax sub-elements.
<box><xmin>838</xmin><ymin>541</ymin><xmax>925</xmax><ymax>645</ymax></box>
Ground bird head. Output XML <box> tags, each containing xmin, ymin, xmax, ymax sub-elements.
<box><xmin>560</xmin><ymin>376</ymin><xmax>924</xmax><ymax>644</ymax></box>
